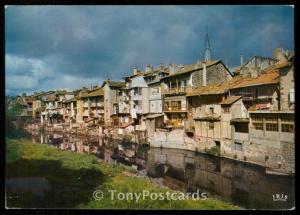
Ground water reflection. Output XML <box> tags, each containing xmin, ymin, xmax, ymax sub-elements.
<box><xmin>28</xmin><ymin>131</ymin><xmax>294</xmax><ymax>209</ymax></box>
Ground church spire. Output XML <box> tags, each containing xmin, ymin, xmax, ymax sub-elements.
<box><xmin>204</xmin><ymin>32</ymin><xmax>212</xmax><ymax>61</ymax></box>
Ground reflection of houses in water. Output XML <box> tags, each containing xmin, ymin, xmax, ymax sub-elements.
<box><xmin>146</xmin><ymin>147</ymin><xmax>294</xmax><ymax>209</ymax></box>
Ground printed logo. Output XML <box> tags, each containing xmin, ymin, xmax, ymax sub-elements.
<box><xmin>272</xmin><ymin>194</ymin><xmax>288</xmax><ymax>202</ymax></box>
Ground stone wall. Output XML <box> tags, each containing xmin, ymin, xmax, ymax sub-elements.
<box><xmin>191</xmin><ymin>62</ymin><xmax>232</xmax><ymax>87</ymax></box>
<box><xmin>279</xmin><ymin>65</ymin><xmax>294</xmax><ymax>111</ymax></box>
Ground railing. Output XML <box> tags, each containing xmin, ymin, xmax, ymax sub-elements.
<box><xmin>165</xmin><ymin>119</ymin><xmax>184</xmax><ymax>128</ymax></box>
<box><xmin>163</xmin><ymin>87</ymin><xmax>187</xmax><ymax>95</ymax></box>
<box><xmin>163</xmin><ymin>105</ymin><xmax>185</xmax><ymax>112</ymax></box>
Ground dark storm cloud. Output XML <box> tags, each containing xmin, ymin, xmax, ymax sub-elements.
<box><xmin>5</xmin><ymin>5</ymin><xmax>294</xmax><ymax>95</ymax></box>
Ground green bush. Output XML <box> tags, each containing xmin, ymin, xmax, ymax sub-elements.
<box><xmin>204</xmin><ymin>146</ymin><xmax>220</xmax><ymax>156</ymax></box>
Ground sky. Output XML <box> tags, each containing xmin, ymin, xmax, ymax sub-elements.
<box><xmin>5</xmin><ymin>5</ymin><xmax>294</xmax><ymax>96</ymax></box>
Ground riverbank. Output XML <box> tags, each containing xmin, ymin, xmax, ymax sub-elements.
<box><xmin>6</xmin><ymin>138</ymin><xmax>239</xmax><ymax>209</ymax></box>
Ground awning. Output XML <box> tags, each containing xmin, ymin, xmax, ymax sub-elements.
<box><xmin>230</xmin><ymin>118</ymin><xmax>249</xmax><ymax>123</ymax></box>
<box><xmin>219</xmin><ymin>96</ymin><xmax>242</xmax><ymax>105</ymax></box>
<box><xmin>146</xmin><ymin>113</ymin><xmax>164</xmax><ymax>119</ymax></box>
<box><xmin>85</xmin><ymin>117</ymin><xmax>96</xmax><ymax>123</ymax></box>
<box><xmin>194</xmin><ymin>116</ymin><xmax>221</xmax><ymax>121</ymax></box>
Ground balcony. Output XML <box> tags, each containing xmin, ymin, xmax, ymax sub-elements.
<box><xmin>83</xmin><ymin>103</ymin><xmax>89</xmax><ymax>108</ymax></box>
<box><xmin>164</xmin><ymin>87</ymin><xmax>186</xmax><ymax>96</ymax></box>
<box><xmin>164</xmin><ymin>107</ymin><xmax>186</xmax><ymax>112</ymax></box>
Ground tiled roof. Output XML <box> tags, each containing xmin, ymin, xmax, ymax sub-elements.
<box><xmin>264</xmin><ymin>61</ymin><xmax>292</xmax><ymax>71</ymax></box>
<box><xmin>81</xmin><ymin>87</ymin><xmax>104</xmax><ymax>98</ymax></box>
<box><xmin>102</xmin><ymin>80</ymin><xmax>125</xmax><ymax>88</ymax></box>
<box><xmin>186</xmin><ymin>84</ymin><xmax>228</xmax><ymax>96</ymax></box>
<box><xmin>163</xmin><ymin>60</ymin><xmax>221</xmax><ymax>79</ymax></box>
<box><xmin>15</xmin><ymin>97</ymin><xmax>28</xmax><ymax>106</ymax></box>
<box><xmin>187</xmin><ymin>70</ymin><xmax>279</xmax><ymax>97</ymax></box>
<box><xmin>123</xmin><ymin>67</ymin><xmax>168</xmax><ymax>80</ymax></box>
<box><xmin>146</xmin><ymin>113</ymin><xmax>164</xmax><ymax>119</ymax></box>
<box><xmin>219</xmin><ymin>96</ymin><xmax>242</xmax><ymax>105</ymax></box>
<box><xmin>25</xmin><ymin>96</ymin><xmax>35</xmax><ymax>103</ymax></box>
<box><xmin>63</xmin><ymin>97</ymin><xmax>77</xmax><ymax>103</ymax></box>
<box><xmin>229</xmin><ymin>70</ymin><xmax>279</xmax><ymax>89</ymax></box>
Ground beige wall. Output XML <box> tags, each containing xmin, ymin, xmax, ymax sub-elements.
<box><xmin>279</xmin><ymin>65</ymin><xmax>294</xmax><ymax>111</ymax></box>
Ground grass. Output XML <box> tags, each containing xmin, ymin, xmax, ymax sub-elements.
<box><xmin>6</xmin><ymin>138</ymin><xmax>239</xmax><ymax>209</ymax></box>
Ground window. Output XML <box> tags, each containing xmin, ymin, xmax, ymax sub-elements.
<box><xmin>252</xmin><ymin>115</ymin><xmax>263</xmax><ymax>130</ymax></box>
<box><xmin>133</xmin><ymin>88</ymin><xmax>142</xmax><ymax>96</ymax></box>
<box><xmin>164</xmin><ymin>101</ymin><xmax>170</xmax><ymax>110</ymax></box>
<box><xmin>234</xmin><ymin>142</ymin><xmax>243</xmax><ymax>151</ymax></box>
<box><xmin>209</xmin><ymin>122</ymin><xmax>214</xmax><ymax>129</ymax></box>
<box><xmin>209</xmin><ymin>107</ymin><xmax>214</xmax><ymax>115</ymax></box>
<box><xmin>289</xmin><ymin>88</ymin><xmax>295</xmax><ymax>103</ymax></box>
<box><xmin>235</xmin><ymin>122</ymin><xmax>249</xmax><ymax>133</ymax></box>
<box><xmin>215</xmin><ymin>141</ymin><xmax>220</xmax><ymax>148</ymax></box>
<box><xmin>281</xmin><ymin>115</ymin><xmax>294</xmax><ymax>133</ymax></box>
<box><xmin>171</xmin><ymin>82</ymin><xmax>177</xmax><ymax>91</ymax></box>
<box><xmin>223</xmin><ymin>106</ymin><xmax>230</xmax><ymax>113</ymax></box>
<box><xmin>265</xmin><ymin>115</ymin><xmax>278</xmax><ymax>131</ymax></box>
<box><xmin>171</xmin><ymin>101</ymin><xmax>181</xmax><ymax>111</ymax></box>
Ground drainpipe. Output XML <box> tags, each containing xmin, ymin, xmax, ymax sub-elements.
<box><xmin>202</xmin><ymin>62</ymin><xmax>207</xmax><ymax>86</ymax></box>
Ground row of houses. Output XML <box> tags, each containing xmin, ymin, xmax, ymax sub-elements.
<box><xmin>11</xmin><ymin>47</ymin><xmax>295</xmax><ymax>174</ymax></box>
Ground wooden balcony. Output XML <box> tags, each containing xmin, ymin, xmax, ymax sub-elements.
<box><xmin>163</xmin><ymin>87</ymin><xmax>187</xmax><ymax>96</ymax></box>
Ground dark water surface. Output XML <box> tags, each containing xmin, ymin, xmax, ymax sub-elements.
<box><xmin>6</xmin><ymin>130</ymin><xmax>295</xmax><ymax>209</ymax></box>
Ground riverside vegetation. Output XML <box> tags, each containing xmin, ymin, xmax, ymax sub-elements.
<box><xmin>6</xmin><ymin>138</ymin><xmax>239</xmax><ymax>209</ymax></box>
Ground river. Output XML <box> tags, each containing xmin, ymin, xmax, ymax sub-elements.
<box><xmin>7</xmin><ymin>130</ymin><xmax>295</xmax><ymax>209</ymax></box>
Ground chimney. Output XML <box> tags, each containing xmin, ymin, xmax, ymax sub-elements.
<box><xmin>241</xmin><ymin>55</ymin><xmax>243</xmax><ymax>65</ymax></box>
<box><xmin>133</xmin><ymin>66</ymin><xmax>138</xmax><ymax>75</ymax></box>
<box><xmin>145</xmin><ymin>64</ymin><xmax>152</xmax><ymax>73</ymax></box>
<box><xmin>202</xmin><ymin>62</ymin><xmax>207</xmax><ymax>86</ymax></box>
<box><xmin>160</xmin><ymin>63</ymin><xmax>164</xmax><ymax>70</ymax></box>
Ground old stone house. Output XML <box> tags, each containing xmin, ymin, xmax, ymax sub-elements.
<box><xmin>234</xmin><ymin>56</ymin><xmax>277</xmax><ymax>78</ymax></box>
<box><xmin>101</xmin><ymin>80</ymin><xmax>125</xmax><ymax>126</ymax></box>
<box><xmin>63</xmin><ymin>97</ymin><xmax>77</xmax><ymax>123</ymax></box>
<box><xmin>277</xmin><ymin>55</ymin><xmax>294</xmax><ymax>111</ymax></box>
<box><xmin>184</xmin><ymin>58</ymin><xmax>294</xmax><ymax>174</ymax></box>
<box><xmin>74</xmin><ymin>87</ymin><xmax>104</xmax><ymax>126</ymax></box>
<box><xmin>161</xmin><ymin>60</ymin><xmax>232</xmax><ymax>128</ymax></box>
